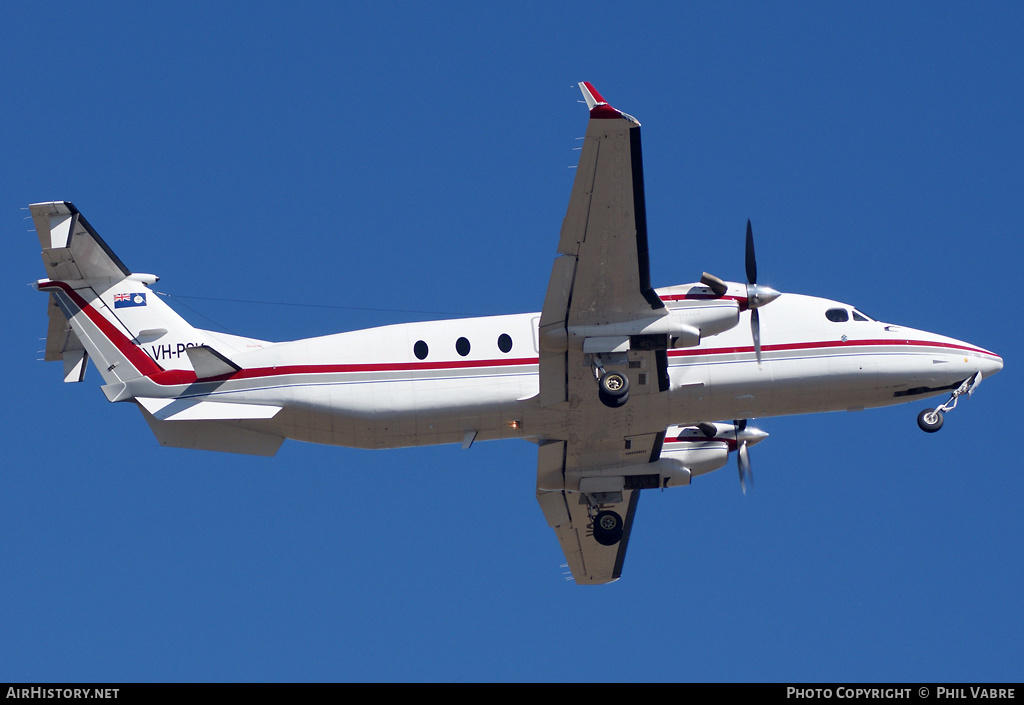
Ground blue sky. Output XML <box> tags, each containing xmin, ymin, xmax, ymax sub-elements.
<box><xmin>2</xmin><ymin>2</ymin><xmax>1022</xmax><ymax>682</ymax></box>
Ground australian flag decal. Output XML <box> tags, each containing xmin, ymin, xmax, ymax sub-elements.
<box><xmin>113</xmin><ymin>292</ymin><xmax>147</xmax><ymax>309</ymax></box>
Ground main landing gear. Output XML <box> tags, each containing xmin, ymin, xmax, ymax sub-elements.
<box><xmin>578</xmin><ymin>491</ymin><xmax>625</xmax><ymax>546</ymax></box>
<box><xmin>592</xmin><ymin>355</ymin><xmax>630</xmax><ymax>408</ymax></box>
<box><xmin>592</xmin><ymin>510</ymin><xmax>624</xmax><ymax>546</ymax></box>
<box><xmin>917</xmin><ymin>372</ymin><xmax>983</xmax><ymax>433</ymax></box>
<box><xmin>598</xmin><ymin>370</ymin><xmax>630</xmax><ymax>408</ymax></box>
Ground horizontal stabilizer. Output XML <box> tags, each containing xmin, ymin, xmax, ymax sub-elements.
<box><xmin>137</xmin><ymin>396</ymin><xmax>283</xmax><ymax>421</ymax></box>
<box><xmin>30</xmin><ymin>201</ymin><xmax>130</xmax><ymax>281</ymax></box>
<box><xmin>186</xmin><ymin>345</ymin><xmax>241</xmax><ymax>379</ymax></box>
<box><xmin>44</xmin><ymin>295</ymin><xmax>88</xmax><ymax>382</ymax></box>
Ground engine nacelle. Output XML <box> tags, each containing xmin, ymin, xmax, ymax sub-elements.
<box><xmin>659</xmin><ymin>442</ymin><xmax>730</xmax><ymax>479</ymax></box>
<box><xmin>576</xmin><ymin>443</ymin><xmax>727</xmax><ymax>494</ymax></box>
<box><xmin>571</xmin><ymin>302</ymin><xmax>740</xmax><ymax>353</ymax></box>
<box><xmin>578</xmin><ymin>457</ymin><xmax>693</xmax><ymax>493</ymax></box>
<box><xmin>569</xmin><ymin>304</ymin><xmax>740</xmax><ymax>341</ymax></box>
<box><xmin>663</xmin><ymin>422</ymin><xmax>769</xmax><ymax>478</ymax></box>
<box><xmin>576</xmin><ymin>422</ymin><xmax>767</xmax><ymax>495</ymax></box>
<box><xmin>662</xmin><ymin>302</ymin><xmax>739</xmax><ymax>346</ymax></box>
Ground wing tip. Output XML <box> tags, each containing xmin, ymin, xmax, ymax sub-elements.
<box><xmin>577</xmin><ymin>82</ymin><xmax>640</xmax><ymax>125</ymax></box>
<box><xmin>578</xmin><ymin>81</ymin><xmax>621</xmax><ymax>120</ymax></box>
<box><xmin>578</xmin><ymin>81</ymin><xmax>604</xmax><ymax>108</ymax></box>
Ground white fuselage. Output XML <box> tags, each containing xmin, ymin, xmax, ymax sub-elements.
<box><xmin>124</xmin><ymin>286</ymin><xmax>1003</xmax><ymax>450</ymax></box>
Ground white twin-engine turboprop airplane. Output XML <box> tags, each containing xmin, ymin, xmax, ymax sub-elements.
<box><xmin>32</xmin><ymin>82</ymin><xmax>1002</xmax><ymax>584</ymax></box>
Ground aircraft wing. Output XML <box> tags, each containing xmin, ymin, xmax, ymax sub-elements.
<box><xmin>535</xmin><ymin>83</ymin><xmax>671</xmax><ymax>583</ymax></box>
<box><xmin>537</xmin><ymin>82</ymin><xmax>669</xmax><ymax>408</ymax></box>
<box><xmin>537</xmin><ymin>430</ymin><xmax>666</xmax><ymax>584</ymax></box>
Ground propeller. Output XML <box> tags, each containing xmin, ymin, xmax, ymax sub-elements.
<box><xmin>743</xmin><ymin>220</ymin><xmax>780</xmax><ymax>366</ymax></box>
<box><xmin>733</xmin><ymin>418</ymin><xmax>768</xmax><ymax>495</ymax></box>
<box><xmin>738</xmin><ymin>440</ymin><xmax>752</xmax><ymax>495</ymax></box>
<box><xmin>745</xmin><ymin>221</ymin><xmax>758</xmax><ymax>284</ymax></box>
<box><xmin>699</xmin><ymin>221</ymin><xmax>779</xmax><ymax>364</ymax></box>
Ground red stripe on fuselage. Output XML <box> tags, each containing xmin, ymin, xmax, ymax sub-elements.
<box><xmin>38</xmin><ymin>278</ymin><xmax>995</xmax><ymax>389</ymax></box>
<box><xmin>164</xmin><ymin>338</ymin><xmax>991</xmax><ymax>390</ymax></box>
<box><xmin>150</xmin><ymin>356</ymin><xmax>542</xmax><ymax>387</ymax></box>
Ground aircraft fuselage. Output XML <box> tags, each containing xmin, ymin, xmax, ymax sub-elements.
<box><xmin>110</xmin><ymin>287</ymin><xmax>1001</xmax><ymax>451</ymax></box>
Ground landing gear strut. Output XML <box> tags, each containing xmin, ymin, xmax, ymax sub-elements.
<box><xmin>917</xmin><ymin>372</ymin><xmax>983</xmax><ymax>433</ymax></box>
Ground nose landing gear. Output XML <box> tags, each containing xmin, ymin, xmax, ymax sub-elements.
<box><xmin>917</xmin><ymin>372</ymin><xmax>983</xmax><ymax>433</ymax></box>
<box><xmin>917</xmin><ymin>408</ymin><xmax>944</xmax><ymax>433</ymax></box>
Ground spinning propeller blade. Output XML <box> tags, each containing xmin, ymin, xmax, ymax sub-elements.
<box><xmin>738</xmin><ymin>440</ymin><xmax>752</xmax><ymax>495</ymax></box>
<box><xmin>733</xmin><ymin>419</ymin><xmax>768</xmax><ymax>495</ymax></box>
<box><xmin>745</xmin><ymin>219</ymin><xmax>757</xmax><ymax>285</ymax></box>
<box><xmin>743</xmin><ymin>220</ymin><xmax>780</xmax><ymax>366</ymax></box>
<box><xmin>751</xmin><ymin>308</ymin><xmax>761</xmax><ymax>364</ymax></box>
<box><xmin>697</xmin><ymin>221</ymin><xmax>779</xmax><ymax>364</ymax></box>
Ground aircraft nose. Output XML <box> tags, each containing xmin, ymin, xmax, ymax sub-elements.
<box><xmin>959</xmin><ymin>338</ymin><xmax>1003</xmax><ymax>380</ymax></box>
<box><xmin>980</xmin><ymin>351</ymin><xmax>1003</xmax><ymax>378</ymax></box>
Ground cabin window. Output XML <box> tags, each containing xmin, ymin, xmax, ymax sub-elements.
<box><xmin>825</xmin><ymin>308</ymin><xmax>849</xmax><ymax>323</ymax></box>
<box><xmin>498</xmin><ymin>333</ymin><xmax>513</xmax><ymax>353</ymax></box>
<box><xmin>414</xmin><ymin>340</ymin><xmax>429</xmax><ymax>360</ymax></box>
<box><xmin>456</xmin><ymin>337</ymin><xmax>471</xmax><ymax>357</ymax></box>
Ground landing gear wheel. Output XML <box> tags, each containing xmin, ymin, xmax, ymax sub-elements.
<box><xmin>598</xmin><ymin>371</ymin><xmax>630</xmax><ymax>409</ymax></box>
<box><xmin>592</xmin><ymin>510</ymin><xmax>624</xmax><ymax>546</ymax></box>
<box><xmin>917</xmin><ymin>408</ymin><xmax>944</xmax><ymax>433</ymax></box>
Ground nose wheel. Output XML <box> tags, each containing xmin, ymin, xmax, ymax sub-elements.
<box><xmin>917</xmin><ymin>408</ymin><xmax>944</xmax><ymax>433</ymax></box>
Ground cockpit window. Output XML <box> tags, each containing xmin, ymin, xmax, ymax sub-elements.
<box><xmin>825</xmin><ymin>308</ymin><xmax>849</xmax><ymax>323</ymax></box>
<box><xmin>852</xmin><ymin>309</ymin><xmax>874</xmax><ymax>322</ymax></box>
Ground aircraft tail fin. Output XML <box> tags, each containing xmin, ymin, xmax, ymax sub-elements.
<box><xmin>30</xmin><ymin>202</ymin><xmax>215</xmax><ymax>386</ymax></box>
